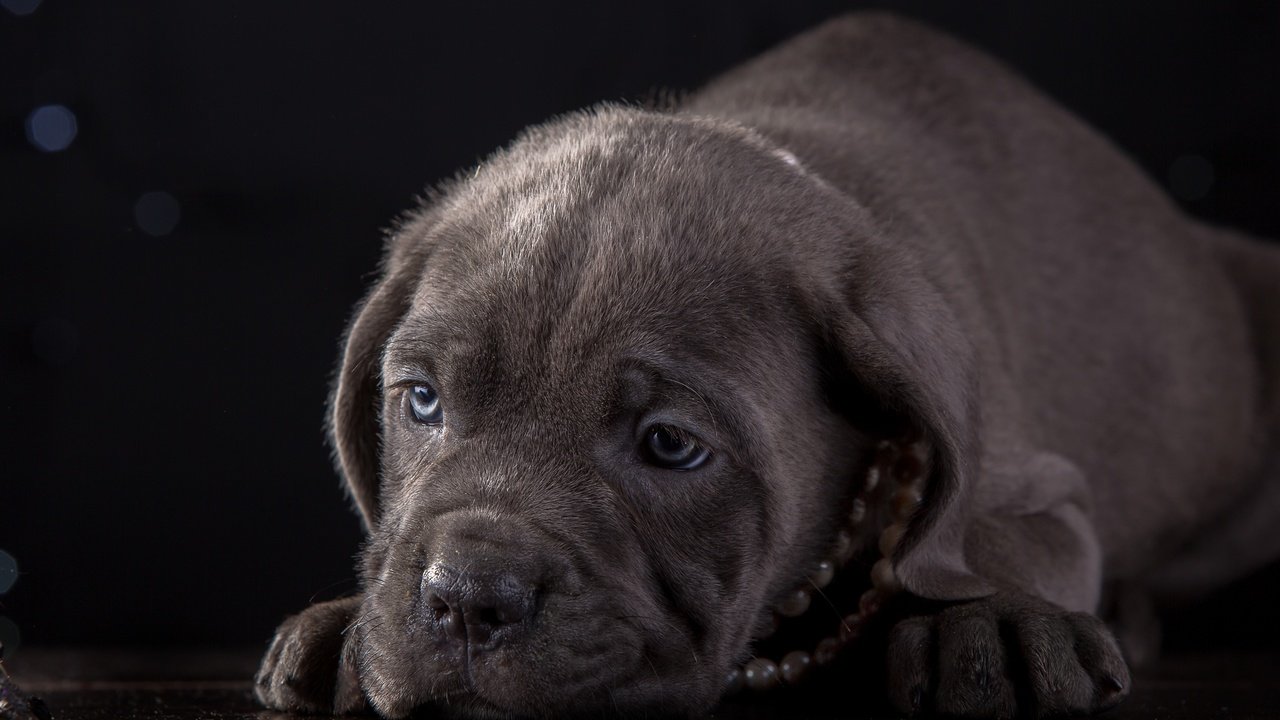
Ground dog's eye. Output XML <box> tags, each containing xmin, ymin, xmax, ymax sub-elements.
<box><xmin>408</xmin><ymin>384</ymin><xmax>443</xmax><ymax>425</ymax></box>
<box><xmin>643</xmin><ymin>424</ymin><xmax>710</xmax><ymax>470</ymax></box>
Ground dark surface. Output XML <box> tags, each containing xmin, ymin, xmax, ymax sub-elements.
<box><xmin>5</xmin><ymin>648</ymin><xmax>1280</xmax><ymax>719</ymax></box>
<box><xmin>3</xmin><ymin>0</ymin><xmax>1279</xmax><ymax>651</ymax></box>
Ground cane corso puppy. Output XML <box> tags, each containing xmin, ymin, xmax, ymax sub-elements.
<box><xmin>255</xmin><ymin>13</ymin><xmax>1280</xmax><ymax>719</ymax></box>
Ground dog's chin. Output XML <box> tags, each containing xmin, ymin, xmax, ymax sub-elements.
<box><xmin>358</xmin><ymin>624</ymin><xmax>717</xmax><ymax>719</ymax></box>
<box><xmin>425</xmin><ymin>692</ymin><xmax>543</xmax><ymax>720</ymax></box>
<box><xmin>416</xmin><ymin>687</ymin><xmax>709</xmax><ymax>720</ymax></box>
<box><xmin>364</xmin><ymin>666</ymin><xmax>713</xmax><ymax>720</ymax></box>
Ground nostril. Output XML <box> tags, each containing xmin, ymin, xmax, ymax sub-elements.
<box><xmin>426</xmin><ymin>596</ymin><xmax>450</xmax><ymax>621</ymax></box>
<box><xmin>494</xmin><ymin>589</ymin><xmax>537</xmax><ymax>625</ymax></box>
<box><xmin>460</xmin><ymin>591</ymin><xmax>534</xmax><ymax>631</ymax></box>
<box><xmin>476</xmin><ymin>607</ymin><xmax>503</xmax><ymax>628</ymax></box>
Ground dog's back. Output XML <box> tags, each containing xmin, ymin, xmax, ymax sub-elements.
<box><xmin>684</xmin><ymin>13</ymin><xmax>1280</xmax><ymax>597</ymax></box>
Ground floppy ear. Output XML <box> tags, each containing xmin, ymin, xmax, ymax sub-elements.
<box><xmin>817</xmin><ymin>230</ymin><xmax>996</xmax><ymax>601</ymax></box>
<box><xmin>329</xmin><ymin>205</ymin><xmax>442</xmax><ymax>533</ymax></box>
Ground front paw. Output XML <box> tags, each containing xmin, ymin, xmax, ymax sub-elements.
<box><xmin>886</xmin><ymin>592</ymin><xmax>1129</xmax><ymax>718</ymax></box>
<box><xmin>255</xmin><ymin>596</ymin><xmax>367</xmax><ymax>714</ymax></box>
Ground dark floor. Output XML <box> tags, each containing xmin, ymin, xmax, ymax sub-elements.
<box><xmin>6</xmin><ymin>648</ymin><xmax>1280</xmax><ymax>719</ymax></box>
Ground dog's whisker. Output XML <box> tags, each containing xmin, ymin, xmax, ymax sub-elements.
<box><xmin>305</xmin><ymin>578</ymin><xmax>360</xmax><ymax>604</ymax></box>
<box><xmin>607</xmin><ymin>686</ymin><xmax>620</xmax><ymax>716</ymax></box>
<box><xmin>805</xmin><ymin>579</ymin><xmax>846</xmax><ymax>622</ymax></box>
<box><xmin>344</xmin><ymin>609</ymin><xmax>382</xmax><ymax>635</ymax></box>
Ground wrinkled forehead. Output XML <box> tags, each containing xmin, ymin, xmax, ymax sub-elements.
<box><xmin>400</xmin><ymin>224</ymin><xmax>796</xmax><ymax>393</ymax></box>
<box><xmin>402</xmin><ymin>113</ymin><xmax>813</xmax><ymax>371</ymax></box>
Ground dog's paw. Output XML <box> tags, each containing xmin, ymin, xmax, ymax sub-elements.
<box><xmin>255</xmin><ymin>595</ymin><xmax>367</xmax><ymax>714</ymax></box>
<box><xmin>886</xmin><ymin>592</ymin><xmax>1129</xmax><ymax>718</ymax></box>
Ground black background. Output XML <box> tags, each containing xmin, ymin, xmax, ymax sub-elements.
<box><xmin>2</xmin><ymin>1</ymin><xmax>1278</xmax><ymax>653</ymax></box>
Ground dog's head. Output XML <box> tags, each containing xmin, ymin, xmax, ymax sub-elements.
<box><xmin>331</xmin><ymin>107</ymin><xmax>988</xmax><ymax>717</ymax></box>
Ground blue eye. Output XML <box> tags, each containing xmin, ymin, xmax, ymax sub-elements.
<box><xmin>408</xmin><ymin>384</ymin><xmax>443</xmax><ymax>425</ymax></box>
<box><xmin>643</xmin><ymin>424</ymin><xmax>710</xmax><ymax>471</ymax></box>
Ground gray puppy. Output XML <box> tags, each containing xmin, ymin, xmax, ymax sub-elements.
<box><xmin>255</xmin><ymin>13</ymin><xmax>1280</xmax><ymax>719</ymax></box>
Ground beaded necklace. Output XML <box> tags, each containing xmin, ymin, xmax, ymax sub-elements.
<box><xmin>724</xmin><ymin>439</ymin><xmax>927</xmax><ymax>693</ymax></box>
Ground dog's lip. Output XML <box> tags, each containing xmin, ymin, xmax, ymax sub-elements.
<box><xmin>448</xmin><ymin>635</ymin><xmax>660</xmax><ymax>712</ymax></box>
<box><xmin>431</xmin><ymin>684</ymin><xmax>585</xmax><ymax>720</ymax></box>
<box><xmin>412</xmin><ymin>637</ymin><xmax>639</xmax><ymax>717</ymax></box>
<box><xmin>431</xmin><ymin>691</ymin><xmax>519</xmax><ymax>720</ymax></box>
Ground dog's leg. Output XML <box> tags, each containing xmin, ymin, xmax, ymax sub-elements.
<box><xmin>886</xmin><ymin>505</ymin><xmax>1129</xmax><ymax>718</ymax></box>
<box><xmin>255</xmin><ymin>595</ymin><xmax>366</xmax><ymax>714</ymax></box>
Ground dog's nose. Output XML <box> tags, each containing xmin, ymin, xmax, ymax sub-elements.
<box><xmin>421</xmin><ymin>562</ymin><xmax>539</xmax><ymax>647</ymax></box>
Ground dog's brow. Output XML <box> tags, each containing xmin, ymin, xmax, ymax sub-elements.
<box><xmin>382</xmin><ymin>317</ymin><xmax>461</xmax><ymax>378</ymax></box>
<box><xmin>625</xmin><ymin>357</ymin><xmax>763</xmax><ymax>463</ymax></box>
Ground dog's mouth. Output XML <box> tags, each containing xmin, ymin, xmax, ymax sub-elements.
<box><xmin>362</xmin><ymin>631</ymin><xmax>647</xmax><ymax>720</ymax></box>
<box><xmin>420</xmin><ymin>691</ymin><xmax>509</xmax><ymax>720</ymax></box>
<box><xmin>398</xmin><ymin>635</ymin><xmax>691</xmax><ymax>720</ymax></box>
<box><xmin>725</xmin><ymin>437</ymin><xmax>928</xmax><ymax>694</ymax></box>
<box><xmin>425</xmin><ymin>688</ymin><xmax>559</xmax><ymax>720</ymax></box>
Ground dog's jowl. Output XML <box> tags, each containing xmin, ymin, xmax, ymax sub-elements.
<box><xmin>255</xmin><ymin>13</ymin><xmax>1280</xmax><ymax>719</ymax></box>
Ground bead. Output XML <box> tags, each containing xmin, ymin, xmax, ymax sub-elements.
<box><xmin>863</xmin><ymin>465</ymin><xmax>881</xmax><ymax>493</ymax></box>
<box><xmin>809</xmin><ymin>559</ymin><xmax>835</xmax><ymax>589</ymax></box>
<box><xmin>777</xmin><ymin>588</ymin><xmax>811</xmax><ymax>617</ymax></box>
<box><xmin>859</xmin><ymin>588</ymin><xmax>884</xmax><ymax>617</ymax></box>
<box><xmin>779</xmin><ymin>650</ymin><xmax>812</xmax><ymax>685</ymax></box>
<box><xmin>890</xmin><ymin>487</ymin><xmax>921</xmax><ymax>521</ymax></box>
<box><xmin>893</xmin><ymin>453</ymin><xmax>925</xmax><ymax>484</ymax></box>
<box><xmin>871</xmin><ymin>557</ymin><xmax>901</xmax><ymax>593</ymax></box>
<box><xmin>875</xmin><ymin>441</ymin><xmax>899</xmax><ymax>469</ymax></box>
<box><xmin>832</xmin><ymin>529</ymin><xmax>855</xmax><ymax>564</ymax></box>
<box><xmin>879</xmin><ymin>523</ymin><xmax>906</xmax><ymax>558</ymax></box>
<box><xmin>723</xmin><ymin>667</ymin><xmax>745</xmax><ymax>695</ymax></box>
<box><xmin>849</xmin><ymin>497</ymin><xmax>867</xmax><ymax>525</ymax></box>
<box><xmin>838</xmin><ymin>612</ymin><xmax>865</xmax><ymax>642</ymax></box>
<box><xmin>814</xmin><ymin>636</ymin><xmax>842</xmax><ymax>666</ymax></box>
<box><xmin>743</xmin><ymin>658</ymin><xmax>780</xmax><ymax>691</ymax></box>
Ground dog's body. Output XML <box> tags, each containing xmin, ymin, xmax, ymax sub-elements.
<box><xmin>256</xmin><ymin>14</ymin><xmax>1280</xmax><ymax>718</ymax></box>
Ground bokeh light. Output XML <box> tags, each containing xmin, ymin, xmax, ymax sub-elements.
<box><xmin>134</xmin><ymin>191</ymin><xmax>182</xmax><ymax>236</ymax></box>
<box><xmin>1169</xmin><ymin>153</ymin><xmax>1215</xmax><ymax>202</ymax></box>
<box><xmin>0</xmin><ymin>550</ymin><xmax>15</xmax><ymax>594</ymax></box>
<box><xmin>25</xmin><ymin>104</ymin><xmax>78</xmax><ymax>152</ymax></box>
<box><xmin>1</xmin><ymin>0</ymin><xmax>42</xmax><ymax>16</ymax></box>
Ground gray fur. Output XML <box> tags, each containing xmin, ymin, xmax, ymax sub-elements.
<box><xmin>255</xmin><ymin>13</ymin><xmax>1280</xmax><ymax>718</ymax></box>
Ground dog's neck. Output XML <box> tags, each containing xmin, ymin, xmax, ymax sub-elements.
<box><xmin>725</xmin><ymin>437</ymin><xmax>928</xmax><ymax>693</ymax></box>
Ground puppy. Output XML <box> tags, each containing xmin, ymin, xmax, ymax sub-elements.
<box><xmin>255</xmin><ymin>13</ymin><xmax>1280</xmax><ymax>718</ymax></box>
